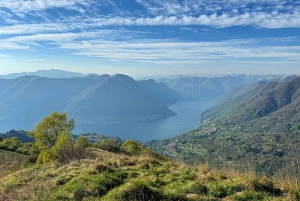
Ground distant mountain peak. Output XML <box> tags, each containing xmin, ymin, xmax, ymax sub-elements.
<box><xmin>0</xmin><ymin>69</ymin><xmax>85</xmax><ymax>79</ymax></box>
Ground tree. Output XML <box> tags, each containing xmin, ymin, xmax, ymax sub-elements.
<box><xmin>0</xmin><ymin>136</ymin><xmax>3</xmax><ymax>142</ymax></box>
<box><xmin>30</xmin><ymin>111</ymin><xmax>75</xmax><ymax>150</ymax></box>
<box><xmin>75</xmin><ymin>136</ymin><xmax>90</xmax><ymax>148</ymax></box>
<box><xmin>121</xmin><ymin>140</ymin><xmax>144</xmax><ymax>155</ymax></box>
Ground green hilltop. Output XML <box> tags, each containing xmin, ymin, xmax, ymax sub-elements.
<box><xmin>1</xmin><ymin>147</ymin><xmax>300</xmax><ymax>201</ymax></box>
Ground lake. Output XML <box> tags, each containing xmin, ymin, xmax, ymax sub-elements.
<box><xmin>0</xmin><ymin>100</ymin><xmax>212</xmax><ymax>142</ymax></box>
<box><xmin>74</xmin><ymin>100</ymin><xmax>213</xmax><ymax>142</ymax></box>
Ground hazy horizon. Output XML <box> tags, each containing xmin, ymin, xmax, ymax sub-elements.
<box><xmin>0</xmin><ymin>69</ymin><xmax>299</xmax><ymax>80</ymax></box>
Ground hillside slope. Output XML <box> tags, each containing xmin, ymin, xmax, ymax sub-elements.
<box><xmin>64</xmin><ymin>74</ymin><xmax>176</xmax><ymax>124</ymax></box>
<box><xmin>137</xmin><ymin>79</ymin><xmax>181</xmax><ymax>106</ymax></box>
<box><xmin>160</xmin><ymin>74</ymin><xmax>297</xmax><ymax>100</ymax></box>
<box><xmin>0</xmin><ymin>149</ymin><xmax>297</xmax><ymax>201</ymax></box>
<box><xmin>149</xmin><ymin>76</ymin><xmax>300</xmax><ymax>174</ymax></box>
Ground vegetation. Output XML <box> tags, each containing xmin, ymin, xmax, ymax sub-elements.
<box><xmin>149</xmin><ymin>77</ymin><xmax>300</xmax><ymax>176</ymax></box>
<box><xmin>3</xmin><ymin>76</ymin><xmax>300</xmax><ymax>201</ymax></box>
<box><xmin>30</xmin><ymin>111</ymin><xmax>75</xmax><ymax>149</ymax></box>
<box><xmin>1</xmin><ymin>143</ymin><xmax>300</xmax><ymax>201</ymax></box>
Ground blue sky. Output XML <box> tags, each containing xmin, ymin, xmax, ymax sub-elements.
<box><xmin>0</xmin><ymin>0</ymin><xmax>299</xmax><ymax>77</ymax></box>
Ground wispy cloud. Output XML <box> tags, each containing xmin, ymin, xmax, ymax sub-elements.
<box><xmin>0</xmin><ymin>10</ymin><xmax>299</xmax><ymax>37</ymax></box>
<box><xmin>0</xmin><ymin>0</ymin><xmax>299</xmax><ymax>75</ymax></box>
<box><xmin>54</xmin><ymin>38</ymin><xmax>300</xmax><ymax>64</ymax></box>
<box><xmin>0</xmin><ymin>0</ymin><xmax>94</xmax><ymax>13</ymax></box>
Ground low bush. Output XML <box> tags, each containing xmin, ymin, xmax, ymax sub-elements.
<box><xmin>51</xmin><ymin>142</ymin><xmax>96</xmax><ymax>166</ymax></box>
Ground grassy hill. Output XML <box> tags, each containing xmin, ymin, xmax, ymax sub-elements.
<box><xmin>1</xmin><ymin>148</ymin><xmax>299</xmax><ymax>201</ymax></box>
<box><xmin>0</xmin><ymin>150</ymin><xmax>31</xmax><ymax>178</ymax></box>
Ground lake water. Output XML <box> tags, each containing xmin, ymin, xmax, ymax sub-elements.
<box><xmin>74</xmin><ymin>100</ymin><xmax>213</xmax><ymax>142</ymax></box>
<box><xmin>0</xmin><ymin>100</ymin><xmax>212</xmax><ymax>142</ymax></box>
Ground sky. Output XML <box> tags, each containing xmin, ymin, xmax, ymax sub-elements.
<box><xmin>0</xmin><ymin>0</ymin><xmax>299</xmax><ymax>77</ymax></box>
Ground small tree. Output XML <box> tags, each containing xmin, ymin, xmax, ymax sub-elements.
<box><xmin>30</xmin><ymin>112</ymin><xmax>75</xmax><ymax>164</ymax></box>
<box><xmin>75</xmin><ymin>136</ymin><xmax>90</xmax><ymax>148</ymax></box>
<box><xmin>0</xmin><ymin>136</ymin><xmax>3</xmax><ymax>142</ymax></box>
<box><xmin>30</xmin><ymin>111</ymin><xmax>74</xmax><ymax>150</ymax></box>
<box><xmin>121</xmin><ymin>140</ymin><xmax>144</xmax><ymax>155</ymax></box>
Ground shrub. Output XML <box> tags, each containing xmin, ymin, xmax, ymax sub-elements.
<box><xmin>15</xmin><ymin>148</ymin><xmax>29</xmax><ymax>155</ymax></box>
<box><xmin>75</xmin><ymin>136</ymin><xmax>90</xmax><ymax>148</ymax></box>
<box><xmin>121</xmin><ymin>140</ymin><xmax>144</xmax><ymax>155</ymax></box>
<box><xmin>94</xmin><ymin>139</ymin><xmax>120</xmax><ymax>153</ymax></box>
<box><xmin>51</xmin><ymin>142</ymin><xmax>95</xmax><ymax>166</ymax></box>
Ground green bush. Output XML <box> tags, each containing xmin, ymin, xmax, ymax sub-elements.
<box><xmin>94</xmin><ymin>139</ymin><xmax>120</xmax><ymax>153</ymax></box>
<box><xmin>15</xmin><ymin>148</ymin><xmax>29</xmax><ymax>155</ymax></box>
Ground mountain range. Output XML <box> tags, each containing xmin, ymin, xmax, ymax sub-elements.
<box><xmin>159</xmin><ymin>74</ymin><xmax>297</xmax><ymax>100</ymax></box>
<box><xmin>148</xmin><ymin>76</ymin><xmax>300</xmax><ymax>175</ymax></box>
<box><xmin>0</xmin><ymin>69</ymin><xmax>85</xmax><ymax>79</ymax></box>
<box><xmin>0</xmin><ymin>74</ymin><xmax>178</xmax><ymax>128</ymax></box>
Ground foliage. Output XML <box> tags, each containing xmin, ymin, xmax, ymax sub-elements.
<box><xmin>51</xmin><ymin>141</ymin><xmax>95</xmax><ymax>166</ymax></box>
<box><xmin>0</xmin><ymin>136</ymin><xmax>23</xmax><ymax>151</ymax></box>
<box><xmin>30</xmin><ymin>111</ymin><xmax>75</xmax><ymax>150</ymax></box>
<box><xmin>148</xmin><ymin>78</ymin><xmax>300</xmax><ymax>176</ymax></box>
<box><xmin>74</xmin><ymin>136</ymin><xmax>90</xmax><ymax>148</ymax></box>
<box><xmin>94</xmin><ymin>138</ymin><xmax>120</xmax><ymax>152</ymax></box>
<box><xmin>121</xmin><ymin>140</ymin><xmax>144</xmax><ymax>155</ymax></box>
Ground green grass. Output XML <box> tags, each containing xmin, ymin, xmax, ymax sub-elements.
<box><xmin>0</xmin><ymin>149</ymin><xmax>299</xmax><ymax>200</ymax></box>
<box><xmin>0</xmin><ymin>149</ymin><xmax>32</xmax><ymax>178</ymax></box>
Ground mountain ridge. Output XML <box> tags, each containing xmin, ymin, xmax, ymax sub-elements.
<box><xmin>0</xmin><ymin>74</ymin><xmax>179</xmax><ymax>128</ymax></box>
<box><xmin>148</xmin><ymin>76</ymin><xmax>300</xmax><ymax>174</ymax></box>
<box><xmin>0</xmin><ymin>69</ymin><xmax>85</xmax><ymax>79</ymax></box>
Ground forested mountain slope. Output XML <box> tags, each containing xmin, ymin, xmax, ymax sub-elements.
<box><xmin>149</xmin><ymin>76</ymin><xmax>300</xmax><ymax>175</ymax></box>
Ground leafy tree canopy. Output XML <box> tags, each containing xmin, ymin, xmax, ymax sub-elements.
<box><xmin>121</xmin><ymin>140</ymin><xmax>144</xmax><ymax>155</ymax></box>
<box><xmin>75</xmin><ymin>136</ymin><xmax>90</xmax><ymax>148</ymax></box>
<box><xmin>30</xmin><ymin>111</ymin><xmax>75</xmax><ymax>150</ymax></box>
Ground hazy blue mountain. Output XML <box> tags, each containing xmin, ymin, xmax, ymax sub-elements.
<box><xmin>215</xmin><ymin>80</ymin><xmax>270</xmax><ymax>104</ymax></box>
<box><xmin>137</xmin><ymin>79</ymin><xmax>181</xmax><ymax>106</ymax></box>
<box><xmin>202</xmin><ymin>75</ymin><xmax>300</xmax><ymax>126</ymax></box>
<box><xmin>214</xmin><ymin>74</ymin><xmax>297</xmax><ymax>105</ymax></box>
<box><xmin>0</xmin><ymin>75</ymin><xmax>109</xmax><ymax>124</ymax></box>
<box><xmin>64</xmin><ymin>74</ymin><xmax>176</xmax><ymax>124</ymax></box>
<box><xmin>0</xmin><ymin>69</ymin><xmax>85</xmax><ymax>79</ymax></box>
<box><xmin>159</xmin><ymin>74</ymin><xmax>297</xmax><ymax>100</ymax></box>
<box><xmin>0</xmin><ymin>74</ymin><xmax>177</xmax><ymax>127</ymax></box>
